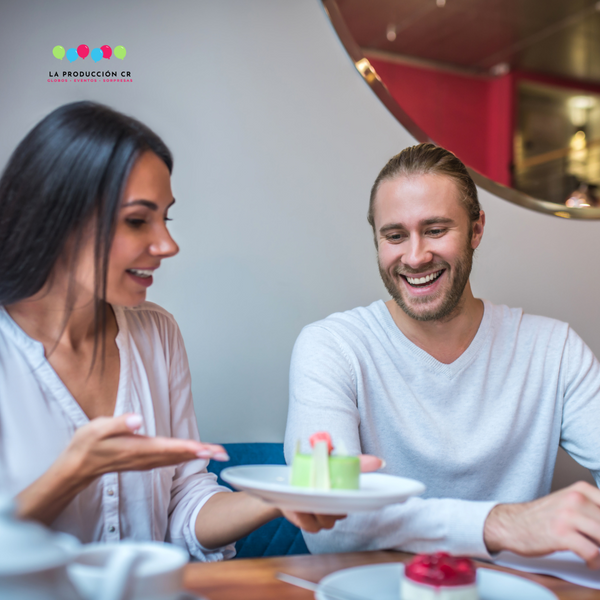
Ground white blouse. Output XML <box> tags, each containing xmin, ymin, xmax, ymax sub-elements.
<box><xmin>0</xmin><ymin>301</ymin><xmax>234</xmax><ymax>561</ymax></box>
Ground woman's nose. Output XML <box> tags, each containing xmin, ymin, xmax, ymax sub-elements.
<box><xmin>150</xmin><ymin>225</ymin><xmax>179</xmax><ymax>258</ymax></box>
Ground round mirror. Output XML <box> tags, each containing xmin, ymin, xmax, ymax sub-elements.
<box><xmin>324</xmin><ymin>0</ymin><xmax>600</xmax><ymax>219</ymax></box>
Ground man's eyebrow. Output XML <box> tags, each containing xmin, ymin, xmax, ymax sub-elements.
<box><xmin>379</xmin><ymin>222</ymin><xmax>407</xmax><ymax>234</ymax></box>
<box><xmin>379</xmin><ymin>217</ymin><xmax>455</xmax><ymax>234</ymax></box>
<box><xmin>121</xmin><ymin>198</ymin><xmax>176</xmax><ymax>210</ymax></box>
<box><xmin>422</xmin><ymin>217</ymin><xmax>455</xmax><ymax>226</ymax></box>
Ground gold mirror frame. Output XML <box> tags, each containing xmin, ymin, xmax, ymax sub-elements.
<box><xmin>322</xmin><ymin>0</ymin><xmax>600</xmax><ymax>220</ymax></box>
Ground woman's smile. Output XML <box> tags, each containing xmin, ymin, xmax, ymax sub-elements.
<box><xmin>125</xmin><ymin>268</ymin><xmax>156</xmax><ymax>288</ymax></box>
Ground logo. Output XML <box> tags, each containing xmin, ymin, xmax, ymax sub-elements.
<box><xmin>52</xmin><ymin>44</ymin><xmax>126</xmax><ymax>63</ymax></box>
<box><xmin>48</xmin><ymin>44</ymin><xmax>131</xmax><ymax>83</ymax></box>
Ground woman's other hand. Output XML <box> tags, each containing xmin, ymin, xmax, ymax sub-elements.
<box><xmin>193</xmin><ymin>453</ymin><xmax>386</xmax><ymax>547</ymax></box>
<box><xmin>280</xmin><ymin>453</ymin><xmax>385</xmax><ymax>533</ymax></box>
<box><xmin>280</xmin><ymin>510</ymin><xmax>346</xmax><ymax>533</ymax></box>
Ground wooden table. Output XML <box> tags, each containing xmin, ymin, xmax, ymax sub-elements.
<box><xmin>184</xmin><ymin>551</ymin><xmax>600</xmax><ymax>600</ymax></box>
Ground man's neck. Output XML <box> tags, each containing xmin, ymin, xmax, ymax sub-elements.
<box><xmin>385</xmin><ymin>282</ymin><xmax>484</xmax><ymax>365</ymax></box>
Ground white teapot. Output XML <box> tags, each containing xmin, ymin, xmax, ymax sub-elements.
<box><xmin>0</xmin><ymin>494</ymin><xmax>189</xmax><ymax>600</ymax></box>
<box><xmin>0</xmin><ymin>494</ymin><xmax>80</xmax><ymax>600</ymax></box>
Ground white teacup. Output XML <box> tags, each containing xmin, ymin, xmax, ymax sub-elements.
<box><xmin>67</xmin><ymin>541</ymin><xmax>188</xmax><ymax>600</ymax></box>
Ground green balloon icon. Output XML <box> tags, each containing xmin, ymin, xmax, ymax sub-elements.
<box><xmin>113</xmin><ymin>45</ymin><xmax>126</xmax><ymax>60</ymax></box>
<box><xmin>52</xmin><ymin>45</ymin><xmax>65</xmax><ymax>60</ymax></box>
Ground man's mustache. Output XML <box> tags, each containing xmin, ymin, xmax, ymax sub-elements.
<box><xmin>394</xmin><ymin>263</ymin><xmax>449</xmax><ymax>277</ymax></box>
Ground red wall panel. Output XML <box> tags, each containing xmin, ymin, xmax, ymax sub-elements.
<box><xmin>368</xmin><ymin>57</ymin><xmax>513</xmax><ymax>185</ymax></box>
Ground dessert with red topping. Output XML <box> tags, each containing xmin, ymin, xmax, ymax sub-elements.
<box><xmin>290</xmin><ymin>431</ymin><xmax>360</xmax><ymax>490</ymax></box>
<box><xmin>401</xmin><ymin>553</ymin><xmax>478</xmax><ymax>600</ymax></box>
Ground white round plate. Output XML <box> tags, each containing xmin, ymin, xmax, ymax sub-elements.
<box><xmin>220</xmin><ymin>465</ymin><xmax>425</xmax><ymax>514</ymax></box>
<box><xmin>315</xmin><ymin>564</ymin><xmax>558</xmax><ymax>600</ymax></box>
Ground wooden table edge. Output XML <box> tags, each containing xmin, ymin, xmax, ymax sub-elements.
<box><xmin>183</xmin><ymin>550</ymin><xmax>600</xmax><ymax>600</ymax></box>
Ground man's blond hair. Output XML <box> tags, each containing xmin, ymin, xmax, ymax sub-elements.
<box><xmin>368</xmin><ymin>143</ymin><xmax>481</xmax><ymax>234</ymax></box>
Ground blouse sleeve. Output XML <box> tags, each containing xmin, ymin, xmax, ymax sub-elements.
<box><xmin>163</xmin><ymin>315</ymin><xmax>236</xmax><ymax>561</ymax></box>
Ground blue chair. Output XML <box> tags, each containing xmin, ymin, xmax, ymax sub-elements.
<box><xmin>206</xmin><ymin>443</ymin><xmax>309</xmax><ymax>558</ymax></box>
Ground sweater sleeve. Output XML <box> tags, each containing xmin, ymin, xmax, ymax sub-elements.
<box><xmin>284</xmin><ymin>323</ymin><xmax>497</xmax><ymax>558</ymax></box>
<box><xmin>164</xmin><ymin>317</ymin><xmax>236</xmax><ymax>561</ymax></box>
<box><xmin>559</xmin><ymin>327</ymin><xmax>600</xmax><ymax>486</ymax></box>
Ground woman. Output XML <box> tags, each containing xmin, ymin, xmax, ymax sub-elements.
<box><xmin>0</xmin><ymin>102</ymin><xmax>376</xmax><ymax>560</ymax></box>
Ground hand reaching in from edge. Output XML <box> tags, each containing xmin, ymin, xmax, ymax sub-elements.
<box><xmin>359</xmin><ymin>454</ymin><xmax>385</xmax><ymax>473</ymax></box>
<box><xmin>281</xmin><ymin>454</ymin><xmax>385</xmax><ymax>533</ymax></box>
<box><xmin>484</xmin><ymin>481</ymin><xmax>600</xmax><ymax>569</ymax></box>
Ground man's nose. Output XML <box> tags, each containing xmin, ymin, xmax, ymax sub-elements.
<box><xmin>402</xmin><ymin>236</ymin><xmax>432</xmax><ymax>269</ymax></box>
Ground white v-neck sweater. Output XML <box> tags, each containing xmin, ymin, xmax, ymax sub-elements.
<box><xmin>284</xmin><ymin>300</ymin><xmax>600</xmax><ymax>558</ymax></box>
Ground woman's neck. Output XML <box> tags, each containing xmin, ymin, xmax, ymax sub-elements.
<box><xmin>7</xmin><ymin>282</ymin><xmax>121</xmax><ymax>420</ymax></box>
<box><xmin>5</xmin><ymin>285</ymin><xmax>110</xmax><ymax>353</ymax></box>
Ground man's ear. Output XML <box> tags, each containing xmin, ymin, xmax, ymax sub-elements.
<box><xmin>471</xmin><ymin>210</ymin><xmax>485</xmax><ymax>250</ymax></box>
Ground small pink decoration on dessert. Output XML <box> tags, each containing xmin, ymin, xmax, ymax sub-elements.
<box><xmin>402</xmin><ymin>553</ymin><xmax>478</xmax><ymax>600</ymax></box>
<box><xmin>292</xmin><ymin>431</ymin><xmax>360</xmax><ymax>490</ymax></box>
<box><xmin>309</xmin><ymin>431</ymin><xmax>334</xmax><ymax>454</ymax></box>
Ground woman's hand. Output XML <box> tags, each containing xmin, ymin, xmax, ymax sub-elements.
<box><xmin>16</xmin><ymin>413</ymin><xmax>228</xmax><ymax>526</ymax></box>
<box><xmin>65</xmin><ymin>413</ymin><xmax>228</xmax><ymax>482</ymax></box>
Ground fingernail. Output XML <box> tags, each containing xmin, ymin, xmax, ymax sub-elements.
<box><xmin>196</xmin><ymin>450</ymin><xmax>212</xmax><ymax>459</ymax></box>
<box><xmin>214</xmin><ymin>452</ymin><xmax>230</xmax><ymax>461</ymax></box>
<box><xmin>126</xmin><ymin>414</ymin><xmax>143</xmax><ymax>430</ymax></box>
<box><xmin>379</xmin><ymin>459</ymin><xmax>386</xmax><ymax>470</ymax></box>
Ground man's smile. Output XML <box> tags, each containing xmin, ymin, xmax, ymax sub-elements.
<box><xmin>401</xmin><ymin>269</ymin><xmax>445</xmax><ymax>288</ymax></box>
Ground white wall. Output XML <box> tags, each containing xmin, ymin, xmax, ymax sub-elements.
<box><xmin>0</xmin><ymin>1</ymin><xmax>597</xmax><ymax>485</ymax></box>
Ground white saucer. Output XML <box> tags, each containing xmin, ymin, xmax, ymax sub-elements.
<box><xmin>220</xmin><ymin>465</ymin><xmax>425</xmax><ymax>514</ymax></box>
<box><xmin>315</xmin><ymin>564</ymin><xmax>558</xmax><ymax>600</ymax></box>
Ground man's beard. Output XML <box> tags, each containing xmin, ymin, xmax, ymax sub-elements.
<box><xmin>379</xmin><ymin>243</ymin><xmax>474</xmax><ymax>323</ymax></box>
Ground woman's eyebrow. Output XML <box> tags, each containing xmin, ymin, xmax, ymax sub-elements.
<box><xmin>122</xmin><ymin>198</ymin><xmax>176</xmax><ymax>210</ymax></box>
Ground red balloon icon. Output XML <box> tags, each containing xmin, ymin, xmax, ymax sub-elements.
<box><xmin>101</xmin><ymin>45</ymin><xmax>112</xmax><ymax>59</ymax></box>
<box><xmin>77</xmin><ymin>44</ymin><xmax>89</xmax><ymax>59</ymax></box>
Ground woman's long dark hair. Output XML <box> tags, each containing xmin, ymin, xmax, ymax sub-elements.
<box><xmin>0</xmin><ymin>101</ymin><xmax>173</xmax><ymax>360</ymax></box>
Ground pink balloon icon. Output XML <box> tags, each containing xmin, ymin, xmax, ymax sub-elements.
<box><xmin>101</xmin><ymin>45</ymin><xmax>112</xmax><ymax>59</ymax></box>
<box><xmin>77</xmin><ymin>44</ymin><xmax>89</xmax><ymax>59</ymax></box>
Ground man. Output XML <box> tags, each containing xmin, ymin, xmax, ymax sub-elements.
<box><xmin>284</xmin><ymin>143</ymin><xmax>600</xmax><ymax>566</ymax></box>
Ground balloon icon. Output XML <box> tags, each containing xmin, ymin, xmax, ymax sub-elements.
<box><xmin>91</xmin><ymin>48</ymin><xmax>103</xmax><ymax>62</ymax></box>
<box><xmin>77</xmin><ymin>44</ymin><xmax>89</xmax><ymax>59</ymax></box>
<box><xmin>101</xmin><ymin>45</ymin><xmax>112</xmax><ymax>59</ymax></box>
<box><xmin>113</xmin><ymin>45</ymin><xmax>126</xmax><ymax>60</ymax></box>
<box><xmin>52</xmin><ymin>45</ymin><xmax>65</xmax><ymax>60</ymax></box>
<box><xmin>66</xmin><ymin>48</ymin><xmax>78</xmax><ymax>62</ymax></box>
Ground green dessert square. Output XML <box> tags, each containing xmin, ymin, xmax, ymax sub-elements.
<box><xmin>290</xmin><ymin>453</ymin><xmax>360</xmax><ymax>490</ymax></box>
<box><xmin>329</xmin><ymin>456</ymin><xmax>360</xmax><ymax>490</ymax></box>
